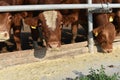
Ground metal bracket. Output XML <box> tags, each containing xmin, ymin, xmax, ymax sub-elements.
<box><xmin>89</xmin><ymin>8</ymin><xmax>112</xmax><ymax>13</ymax></box>
<box><xmin>89</xmin><ymin>2</ymin><xmax>112</xmax><ymax>13</ymax></box>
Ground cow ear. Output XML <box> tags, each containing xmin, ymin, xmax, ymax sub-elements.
<box><xmin>93</xmin><ymin>25</ymin><xmax>104</xmax><ymax>37</ymax></box>
<box><xmin>108</xmin><ymin>13</ymin><xmax>115</xmax><ymax>22</ymax></box>
<box><xmin>109</xmin><ymin>16</ymin><xmax>113</xmax><ymax>22</ymax></box>
<box><xmin>95</xmin><ymin>32</ymin><xmax>98</xmax><ymax>37</ymax></box>
<box><xmin>93</xmin><ymin>30</ymin><xmax>98</xmax><ymax>37</ymax></box>
<box><xmin>93</xmin><ymin>28</ymin><xmax>101</xmax><ymax>37</ymax></box>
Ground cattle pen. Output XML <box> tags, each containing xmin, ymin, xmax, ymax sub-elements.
<box><xmin>0</xmin><ymin>0</ymin><xmax>120</xmax><ymax>80</ymax></box>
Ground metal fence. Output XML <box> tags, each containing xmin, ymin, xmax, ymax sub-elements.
<box><xmin>0</xmin><ymin>0</ymin><xmax>120</xmax><ymax>53</ymax></box>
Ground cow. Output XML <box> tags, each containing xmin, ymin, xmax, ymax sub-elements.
<box><xmin>77</xmin><ymin>0</ymin><xmax>116</xmax><ymax>53</ymax></box>
<box><xmin>0</xmin><ymin>0</ymin><xmax>27</xmax><ymax>51</ymax></box>
<box><xmin>92</xmin><ymin>0</ymin><xmax>117</xmax><ymax>53</ymax></box>
<box><xmin>23</xmin><ymin>0</ymin><xmax>80</xmax><ymax>49</ymax></box>
<box><xmin>0</xmin><ymin>1</ymin><xmax>11</xmax><ymax>42</ymax></box>
<box><xmin>21</xmin><ymin>0</ymin><xmax>62</xmax><ymax>49</ymax></box>
<box><xmin>93</xmin><ymin>23</ymin><xmax>116</xmax><ymax>53</ymax></box>
<box><xmin>24</xmin><ymin>10</ymin><xmax>63</xmax><ymax>49</ymax></box>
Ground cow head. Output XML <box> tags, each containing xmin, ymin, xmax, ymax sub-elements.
<box><xmin>0</xmin><ymin>1</ymin><xmax>12</xmax><ymax>42</ymax></box>
<box><xmin>39</xmin><ymin>11</ymin><xmax>63</xmax><ymax>49</ymax></box>
<box><xmin>93</xmin><ymin>23</ymin><xmax>116</xmax><ymax>53</ymax></box>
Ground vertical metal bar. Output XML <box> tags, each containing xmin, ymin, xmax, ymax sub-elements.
<box><xmin>88</xmin><ymin>0</ymin><xmax>94</xmax><ymax>53</ymax></box>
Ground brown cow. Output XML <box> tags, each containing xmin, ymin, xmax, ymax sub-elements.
<box><xmin>93</xmin><ymin>14</ymin><xmax>116</xmax><ymax>53</ymax></box>
<box><xmin>22</xmin><ymin>0</ymin><xmax>63</xmax><ymax>49</ymax></box>
<box><xmin>77</xmin><ymin>0</ymin><xmax>116</xmax><ymax>53</ymax></box>
<box><xmin>27</xmin><ymin>0</ymin><xmax>80</xmax><ymax>44</ymax></box>
<box><xmin>92</xmin><ymin>0</ymin><xmax>117</xmax><ymax>53</ymax></box>
<box><xmin>0</xmin><ymin>1</ymin><xmax>11</xmax><ymax>42</ymax></box>
<box><xmin>24</xmin><ymin>10</ymin><xmax>63</xmax><ymax>49</ymax></box>
<box><xmin>93</xmin><ymin>23</ymin><xmax>116</xmax><ymax>53</ymax></box>
<box><xmin>24</xmin><ymin>0</ymin><xmax>80</xmax><ymax>49</ymax></box>
<box><xmin>39</xmin><ymin>11</ymin><xmax>63</xmax><ymax>49</ymax></box>
<box><xmin>0</xmin><ymin>0</ymin><xmax>27</xmax><ymax>50</ymax></box>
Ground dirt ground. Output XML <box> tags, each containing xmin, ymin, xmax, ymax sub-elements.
<box><xmin>0</xmin><ymin>24</ymin><xmax>120</xmax><ymax>80</ymax></box>
<box><xmin>0</xmin><ymin>37</ymin><xmax>120</xmax><ymax>80</ymax></box>
<box><xmin>0</xmin><ymin>47</ymin><xmax>120</xmax><ymax>80</ymax></box>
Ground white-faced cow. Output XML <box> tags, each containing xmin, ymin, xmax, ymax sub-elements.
<box><xmin>24</xmin><ymin>0</ymin><xmax>80</xmax><ymax>49</ymax></box>
<box><xmin>24</xmin><ymin>10</ymin><xmax>63</xmax><ymax>49</ymax></box>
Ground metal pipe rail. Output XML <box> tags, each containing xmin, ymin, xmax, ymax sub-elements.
<box><xmin>88</xmin><ymin>0</ymin><xmax>94</xmax><ymax>53</ymax></box>
<box><xmin>0</xmin><ymin>4</ymin><xmax>120</xmax><ymax>12</ymax></box>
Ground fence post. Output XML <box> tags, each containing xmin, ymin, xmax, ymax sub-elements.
<box><xmin>88</xmin><ymin>0</ymin><xmax>94</xmax><ymax>53</ymax></box>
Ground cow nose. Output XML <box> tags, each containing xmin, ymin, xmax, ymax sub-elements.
<box><xmin>48</xmin><ymin>42</ymin><xmax>60</xmax><ymax>48</ymax></box>
<box><xmin>103</xmin><ymin>49</ymin><xmax>112</xmax><ymax>53</ymax></box>
<box><xmin>0</xmin><ymin>31</ymin><xmax>9</xmax><ymax>42</ymax></box>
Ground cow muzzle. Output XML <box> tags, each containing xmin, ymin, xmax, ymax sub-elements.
<box><xmin>47</xmin><ymin>41</ymin><xmax>61</xmax><ymax>50</ymax></box>
<box><xmin>0</xmin><ymin>31</ymin><xmax>10</xmax><ymax>42</ymax></box>
<box><xmin>103</xmin><ymin>49</ymin><xmax>112</xmax><ymax>53</ymax></box>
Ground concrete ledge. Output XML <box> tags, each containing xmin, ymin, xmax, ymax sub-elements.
<box><xmin>0</xmin><ymin>37</ymin><xmax>120</xmax><ymax>69</ymax></box>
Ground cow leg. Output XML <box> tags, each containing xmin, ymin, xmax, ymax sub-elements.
<box><xmin>13</xmin><ymin>26</ymin><xmax>22</xmax><ymax>50</ymax></box>
<box><xmin>71</xmin><ymin>23</ymin><xmax>78</xmax><ymax>43</ymax></box>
